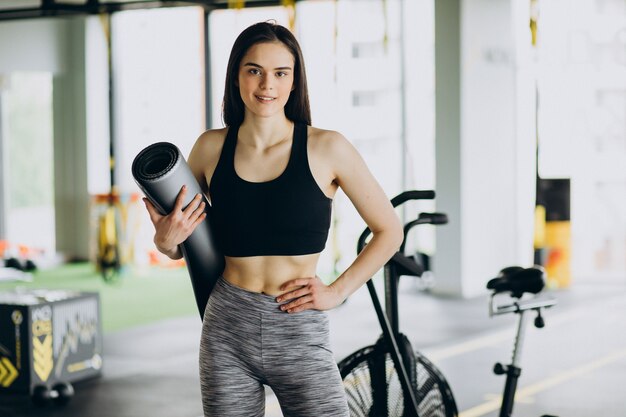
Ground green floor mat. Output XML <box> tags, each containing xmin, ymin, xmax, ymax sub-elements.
<box><xmin>0</xmin><ymin>263</ymin><xmax>198</xmax><ymax>333</ymax></box>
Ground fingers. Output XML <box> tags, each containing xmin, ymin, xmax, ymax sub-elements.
<box><xmin>143</xmin><ymin>198</ymin><xmax>161</xmax><ymax>223</ymax></box>
<box><xmin>279</xmin><ymin>293</ymin><xmax>314</xmax><ymax>311</ymax></box>
<box><xmin>281</xmin><ymin>299</ymin><xmax>315</xmax><ymax>314</ymax></box>
<box><xmin>279</xmin><ymin>278</ymin><xmax>311</xmax><ymax>291</ymax></box>
<box><xmin>276</xmin><ymin>277</ymin><xmax>321</xmax><ymax>313</ymax></box>
<box><xmin>277</xmin><ymin>279</ymin><xmax>319</xmax><ymax>312</ymax></box>
<box><xmin>173</xmin><ymin>185</ymin><xmax>187</xmax><ymax>212</ymax></box>
<box><xmin>143</xmin><ymin>188</ymin><xmax>206</xmax><ymax>244</ymax></box>
<box><xmin>178</xmin><ymin>194</ymin><xmax>206</xmax><ymax>238</ymax></box>
<box><xmin>173</xmin><ymin>185</ymin><xmax>205</xmax><ymax>220</ymax></box>
<box><xmin>276</xmin><ymin>276</ymin><xmax>342</xmax><ymax>313</ymax></box>
<box><xmin>183</xmin><ymin>194</ymin><xmax>205</xmax><ymax>220</ymax></box>
<box><xmin>276</xmin><ymin>286</ymin><xmax>310</xmax><ymax>303</ymax></box>
<box><xmin>190</xmin><ymin>211</ymin><xmax>207</xmax><ymax>230</ymax></box>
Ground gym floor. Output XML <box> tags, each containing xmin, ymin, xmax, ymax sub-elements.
<box><xmin>1</xmin><ymin>277</ymin><xmax>624</xmax><ymax>417</ymax></box>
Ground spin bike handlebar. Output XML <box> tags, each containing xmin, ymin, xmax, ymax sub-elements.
<box><xmin>399</xmin><ymin>212</ymin><xmax>448</xmax><ymax>253</ymax></box>
<box><xmin>357</xmin><ymin>190</ymin><xmax>436</xmax><ymax>254</ymax></box>
<box><xmin>355</xmin><ymin>190</ymin><xmax>436</xmax><ymax>417</ymax></box>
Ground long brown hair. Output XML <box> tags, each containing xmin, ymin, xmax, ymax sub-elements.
<box><xmin>222</xmin><ymin>21</ymin><xmax>311</xmax><ymax>126</ymax></box>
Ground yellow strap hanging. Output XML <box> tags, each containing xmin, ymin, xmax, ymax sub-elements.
<box><xmin>98</xmin><ymin>13</ymin><xmax>109</xmax><ymax>38</ymax></box>
<box><xmin>228</xmin><ymin>0</ymin><xmax>245</xmax><ymax>9</ymax></box>
<box><xmin>530</xmin><ymin>0</ymin><xmax>539</xmax><ymax>47</ymax></box>
<box><xmin>103</xmin><ymin>207</ymin><xmax>117</xmax><ymax>244</ymax></box>
<box><xmin>281</xmin><ymin>0</ymin><xmax>296</xmax><ymax>31</ymax></box>
<box><xmin>98</xmin><ymin>13</ymin><xmax>112</xmax><ymax>65</ymax></box>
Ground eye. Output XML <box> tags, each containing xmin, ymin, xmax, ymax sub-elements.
<box><xmin>276</xmin><ymin>71</ymin><xmax>289</xmax><ymax>78</ymax></box>
<box><xmin>248</xmin><ymin>68</ymin><xmax>261</xmax><ymax>75</ymax></box>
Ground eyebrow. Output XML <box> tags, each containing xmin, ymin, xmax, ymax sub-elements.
<box><xmin>243</xmin><ymin>62</ymin><xmax>293</xmax><ymax>71</ymax></box>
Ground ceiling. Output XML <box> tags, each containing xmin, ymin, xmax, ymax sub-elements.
<box><xmin>0</xmin><ymin>0</ymin><xmax>290</xmax><ymax>21</ymax></box>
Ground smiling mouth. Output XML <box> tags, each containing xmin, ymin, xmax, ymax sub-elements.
<box><xmin>255</xmin><ymin>95</ymin><xmax>276</xmax><ymax>102</ymax></box>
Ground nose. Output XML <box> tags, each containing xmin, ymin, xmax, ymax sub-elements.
<box><xmin>259</xmin><ymin>74</ymin><xmax>273</xmax><ymax>91</ymax></box>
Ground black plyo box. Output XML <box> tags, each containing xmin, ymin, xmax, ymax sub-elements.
<box><xmin>0</xmin><ymin>289</ymin><xmax>102</xmax><ymax>395</ymax></box>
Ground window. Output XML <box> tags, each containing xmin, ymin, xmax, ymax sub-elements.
<box><xmin>0</xmin><ymin>72</ymin><xmax>55</xmax><ymax>254</ymax></box>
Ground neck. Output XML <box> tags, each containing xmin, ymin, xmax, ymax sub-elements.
<box><xmin>239</xmin><ymin>114</ymin><xmax>293</xmax><ymax>149</ymax></box>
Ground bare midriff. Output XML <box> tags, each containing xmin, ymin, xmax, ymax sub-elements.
<box><xmin>222</xmin><ymin>253</ymin><xmax>321</xmax><ymax>296</ymax></box>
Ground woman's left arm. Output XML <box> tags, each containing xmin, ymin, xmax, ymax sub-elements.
<box><xmin>325</xmin><ymin>132</ymin><xmax>404</xmax><ymax>301</ymax></box>
<box><xmin>277</xmin><ymin>132</ymin><xmax>403</xmax><ymax>313</ymax></box>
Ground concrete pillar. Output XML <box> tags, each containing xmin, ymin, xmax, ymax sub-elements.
<box><xmin>53</xmin><ymin>18</ymin><xmax>90</xmax><ymax>260</ymax></box>
<box><xmin>434</xmin><ymin>0</ymin><xmax>537</xmax><ymax>297</ymax></box>
<box><xmin>433</xmin><ymin>0</ymin><xmax>462</xmax><ymax>296</ymax></box>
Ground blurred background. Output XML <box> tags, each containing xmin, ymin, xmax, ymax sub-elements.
<box><xmin>0</xmin><ymin>0</ymin><xmax>624</xmax><ymax>416</ymax></box>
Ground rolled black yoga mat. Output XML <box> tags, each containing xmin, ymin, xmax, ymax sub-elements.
<box><xmin>132</xmin><ymin>142</ymin><xmax>224</xmax><ymax>319</ymax></box>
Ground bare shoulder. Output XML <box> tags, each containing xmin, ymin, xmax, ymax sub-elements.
<box><xmin>188</xmin><ymin>127</ymin><xmax>229</xmax><ymax>191</ymax></box>
<box><xmin>190</xmin><ymin>127</ymin><xmax>229</xmax><ymax>157</ymax></box>
<box><xmin>307</xmin><ymin>126</ymin><xmax>364</xmax><ymax>188</ymax></box>
<box><xmin>307</xmin><ymin>126</ymin><xmax>355</xmax><ymax>159</ymax></box>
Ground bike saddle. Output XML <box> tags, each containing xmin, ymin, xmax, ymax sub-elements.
<box><xmin>486</xmin><ymin>266</ymin><xmax>546</xmax><ymax>298</ymax></box>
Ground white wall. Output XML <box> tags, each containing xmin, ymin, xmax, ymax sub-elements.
<box><xmin>537</xmin><ymin>0</ymin><xmax>626</xmax><ymax>282</ymax></box>
<box><xmin>0</xmin><ymin>19</ymin><xmax>68</xmax><ymax>73</ymax></box>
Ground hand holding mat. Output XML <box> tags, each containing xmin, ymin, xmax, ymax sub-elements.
<box><xmin>132</xmin><ymin>142</ymin><xmax>224</xmax><ymax>319</ymax></box>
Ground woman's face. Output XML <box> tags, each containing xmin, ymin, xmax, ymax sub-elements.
<box><xmin>237</xmin><ymin>41</ymin><xmax>295</xmax><ymax>120</ymax></box>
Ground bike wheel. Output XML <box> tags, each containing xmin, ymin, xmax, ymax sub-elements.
<box><xmin>339</xmin><ymin>341</ymin><xmax>457</xmax><ymax>417</ymax></box>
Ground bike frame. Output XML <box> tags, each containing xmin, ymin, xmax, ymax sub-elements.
<box><xmin>359</xmin><ymin>190</ymin><xmax>557</xmax><ymax>417</ymax></box>
<box><xmin>358</xmin><ymin>190</ymin><xmax>437</xmax><ymax>417</ymax></box>
<box><xmin>490</xmin><ymin>294</ymin><xmax>557</xmax><ymax>417</ymax></box>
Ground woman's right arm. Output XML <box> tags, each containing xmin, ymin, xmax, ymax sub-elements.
<box><xmin>143</xmin><ymin>129</ymin><xmax>222</xmax><ymax>260</ymax></box>
<box><xmin>143</xmin><ymin>185</ymin><xmax>206</xmax><ymax>260</ymax></box>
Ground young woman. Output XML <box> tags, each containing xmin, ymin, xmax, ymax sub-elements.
<box><xmin>143</xmin><ymin>21</ymin><xmax>403</xmax><ymax>417</ymax></box>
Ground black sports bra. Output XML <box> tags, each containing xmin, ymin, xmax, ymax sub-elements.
<box><xmin>209</xmin><ymin>122</ymin><xmax>332</xmax><ymax>257</ymax></box>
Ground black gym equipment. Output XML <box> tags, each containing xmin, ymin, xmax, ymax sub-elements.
<box><xmin>0</xmin><ymin>290</ymin><xmax>101</xmax><ymax>407</ymax></box>
<box><xmin>32</xmin><ymin>385</ymin><xmax>51</xmax><ymax>407</ymax></box>
<box><xmin>51</xmin><ymin>382</ymin><xmax>75</xmax><ymax>406</ymax></box>
<box><xmin>32</xmin><ymin>382</ymin><xmax>75</xmax><ymax>407</ymax></box>
<box><xmin>339</xmin><ymin>190</ymin><xmax>557</xmax><ymax>417</ymax></box>
<box><xmin>4</xmin><ymin>257</ymin><xmax>37</xmax><ymax>272</ymax></box>
<box><xmin>4</xmin><ymin>258</ymin><xmax>23</xmax><ymax>270</ymax></box>
<box><xmin>339</xmin><ymin>190</ymin><xmax>457</xmax><ymax>417</ymax></box>
<box><xmin>132</xmin><ymin>142</ymin><xmax>224</xmax><ymax>319</ymax></box>
<box><xmin>487</xmin><ymin>266</ymin><xmax>557</xmax><ymax>417</ymax></box>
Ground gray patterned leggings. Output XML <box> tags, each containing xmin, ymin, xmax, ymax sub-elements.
<box><xmin>199</xmin><ymin>276</ymin><xmax>349</xmax><ymax>417</ymax></box>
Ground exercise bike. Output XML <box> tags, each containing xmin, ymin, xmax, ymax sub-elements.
<box><xmin>338</xmin><ymin>190</ymin><xmax>456</xmax><ymax>417</ymax></box>
<box><xmin>485</xmin><ymin>267</ymin><xmax>558</xmax><ymax>417</ymax></box>
<box><xmin>338</xmin><ymin>190</ymin><xmax>557</xmax><ymax>417</ymax></box>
